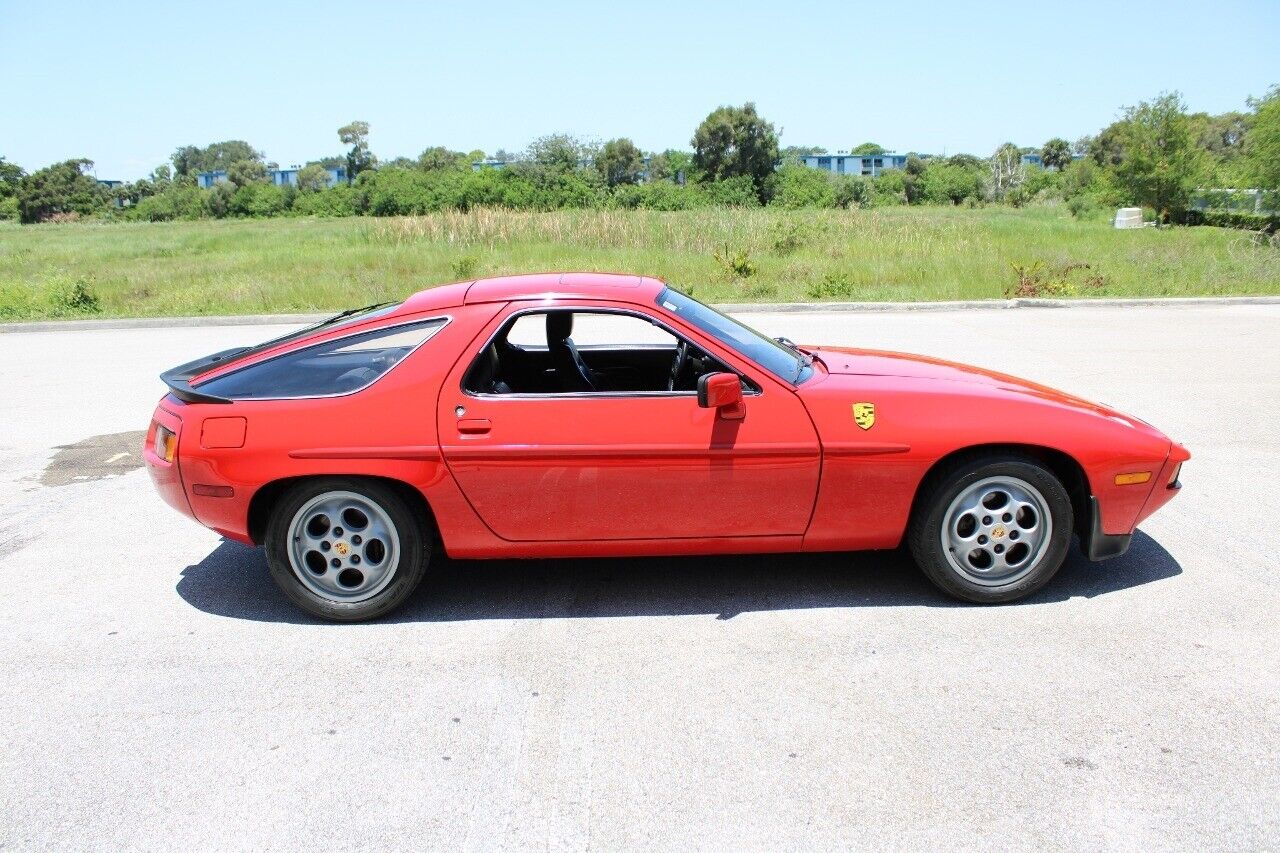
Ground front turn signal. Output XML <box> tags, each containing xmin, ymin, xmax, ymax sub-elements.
<box><xmin>1114</xmin><ymin>471</ymin><xmax>1152</xmax><ymax>486</ymax></box>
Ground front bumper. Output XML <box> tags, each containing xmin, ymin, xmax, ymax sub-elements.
<box><xmin>1081</xmin><ymin>496</ymin><xmax>1131</xmax><ymax>561</ymax></box>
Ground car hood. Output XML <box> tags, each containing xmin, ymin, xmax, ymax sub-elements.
<box><xmin>804</xmin><ymin>346</ymin><xmax>1124</xmax><ymax>418</ymax></box>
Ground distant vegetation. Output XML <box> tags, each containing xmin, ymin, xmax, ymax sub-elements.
<box><xmin>2</xmin><ymin>87</ymin><xmax>1277</xmax><ymax>321</ymax></box>
<box><xmin>2</xmin><ymin>207</ymin><xmax>1277</xmax><ymax>321</ymax></box>
<box><xmin>1</xmin><ymin>87</ymin><xmax>1277</xmax><ymax>231</ymax></box>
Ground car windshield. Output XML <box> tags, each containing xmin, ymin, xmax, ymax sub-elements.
<box><xmin>655</xmin><ymin>287</ymin><xmax>813</xmax><ymax>384</ymax></box>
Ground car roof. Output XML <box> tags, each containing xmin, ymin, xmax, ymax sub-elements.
<box><xmin>399</xmin><ymin>272</ymin><xmax>667</xmax><ymax>314</ymax></box>
<box><xmin>180</xmin><ymin>273</ymin><xmax>672</xmax><ymax>390</ymax></box>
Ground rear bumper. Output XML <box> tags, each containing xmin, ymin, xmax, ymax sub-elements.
<box><xmin>144</xmin><ymin>404</ymin><xmax>195</xmax><ymax>520</ymax></box>
<box><xmin>1081</xmin><ymin>496</ymin><xmax>1131</xmax><ymax>561</ymax></box>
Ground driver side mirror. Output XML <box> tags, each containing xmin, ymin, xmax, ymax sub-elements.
<box><xmin>697</xmin><ymin>372</ymin><xmax>746</xmax><ymax>420</ymax></box>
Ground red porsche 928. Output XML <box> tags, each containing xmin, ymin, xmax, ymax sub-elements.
<box><xmin>145</xmin><ymin>273</ymin><xmax>1188</xmax><ymax>621</ymax></box>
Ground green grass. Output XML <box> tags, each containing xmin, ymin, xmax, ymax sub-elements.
<box><xmin>1</xmin><ymin>206</ymin><xmax>1277</xmax><ymax>321</ymax></box>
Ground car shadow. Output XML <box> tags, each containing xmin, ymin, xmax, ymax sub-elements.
<box><xmin>175</xmin><ymin>531</ymin><xmax>1183</xmax><ymax>625</ymax></box>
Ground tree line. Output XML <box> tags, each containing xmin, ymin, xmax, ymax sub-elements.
<box><xmin>2</xmin><ymin>87</ymin><xmax>1277</xmax><ymax>227</ymax></box>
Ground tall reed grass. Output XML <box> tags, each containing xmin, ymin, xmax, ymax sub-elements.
<box><xmin>1</xmin><ymin>206</ymin><xmax>1276</xmax><ymax>320</ymax></box>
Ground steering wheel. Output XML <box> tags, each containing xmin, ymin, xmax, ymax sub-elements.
<box><xmin>667</xmin><ymin>340</ymin><xmax>691</xmax><ymax>391</ymax></box>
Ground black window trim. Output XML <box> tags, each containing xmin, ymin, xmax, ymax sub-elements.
<box><xmin>462</xmin><ymin>305</ymin><xmax>762</xmax><ymax>401</ymax></box>
<box><xmin>192</xmin><ymin>315</ymin><xmax>452</xmax><ymax>402</ymax></box>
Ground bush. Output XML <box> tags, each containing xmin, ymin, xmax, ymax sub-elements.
<box><xmin>353</xmin><ymin>166</ymin><xmax>607</xmax><ymax>215</ymax></box>
<box><xmin>450</xmin><ymin>255</ymin><xmax>480</xmax><ymax>279</ymax></box>
<box><xmin>610</xmin><ymin>181</ymin><xmax>709</xmax><ymax>211</ymax></box>
<box><xmin>712</xmin><ymin>243</ymin><xmax>757</xmax><ymax>279</ymax></box>
<box><xmin>48</xmin><ymin>275</ymin><xmax>101</xmax><ymax>315</ymax></box>
<box><xmin>1181</xmin><ymin>209</ymin><xmax>1280</xmax><ymax>231</ymax></box>
<box><xmin>1005</xmin><ymin>260</ymin><xmax>1107</xmax><ymax>298</ymax></box>
<box><xmin>833</xmin><ymin>175</ymin><xmax>872</xmax><ymax>209</ymax></box>
<box><xmin>206</xmin><ymin>182</ymin><xmax>235</xmax><ymax>218</ymax></box>
<box><xmin>919</xmin><ymin>162</ymin><xmax>983</xmax><ymax>205</ymax></box>
<box><xmin>769</xmin><ymin>165</ymin><xmax>836</xmax><ymax>209</ymax></box>
<box><xmin>231</xmin><ymin>183</ymin><xmax>288</xmax><ymax>218</ymax></box>
<box><xmin>871</xmin><ymin>170</ymin><xmax>908</xmax><ymax>206</ymax></box>
<box><xmin>291</xmin><ymin>184</ymin><xmax>359</xmax><ymax>217</ymax></box>
<box><xmin>1021</xmin><ymin>165</ymin><xmax>1062</xmax><ymax>200</ymax></box>
<box><xmin>129</xmin><ymin>186</ymin><xmax>209</xmax><ymax>221</ymax></box>
<box><xmin>0</xmin><ymin>196</ymin><xmax>17</xmax><ymax>220</ymax></box>
<box><xmin>357</xmin><ymin>168</ymin><xmax>447</xmax><ymax>215</ymax></box>
<box><xmin>806</xmin><ymin>272</ymin><xmax>861</xmax><ymax>300</ymax></box>
<box><xmin>1066</xmin><ymin>194</ymin><xmax>1104</xmax><ymax>220</ymax></box>
<box><xmin>702</xmin><ymin>175</ymin><xmax>759</xmax><ymax>207</ymax></box>
<box><xmin>769</xmin><ymin>222</ymin><xmax>804</xmax><ymax>255</ymax></box>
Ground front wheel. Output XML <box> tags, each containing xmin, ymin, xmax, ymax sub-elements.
<box><xmin>264</xmin><ymin>477</ymin><xmax>430</xmax><ymax>622</ymax></box>
<box><xmin>908</xmin><ymin>455</ymin><xmax>1073</xmax><ymax>603</ymax></box>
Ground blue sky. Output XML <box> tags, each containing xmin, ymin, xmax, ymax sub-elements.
<box><xmin>2</xmin><ymin>0</ymin><xmax>1277</xmax><ymax>180</ymax></box>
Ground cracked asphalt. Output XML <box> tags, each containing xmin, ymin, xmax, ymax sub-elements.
<box><xmin>0</xmin><ymin>303</ymin><xmax>1276</xmax><ymax>851</ymax></box>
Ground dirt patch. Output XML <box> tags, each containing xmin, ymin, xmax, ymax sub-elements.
<box><xmin>41</xmin><ymin>430</ymin><xmax>148</xmax><ymax>487</ymax></box>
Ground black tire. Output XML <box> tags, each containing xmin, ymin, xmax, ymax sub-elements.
<box><xmin>907</xmin><ymin>454</ymin><xmax>1073</xmax><ymax>604</ymax></box>
<box><xmin>264</xmin><ymin>477</ymin><xmax>430</xmax><ymax>622</ymax></box>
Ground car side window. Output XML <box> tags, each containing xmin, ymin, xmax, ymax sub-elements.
<box><xmin>195</xmin><ymin>318</ymin><xmax>448</xmax><ymax>399</ymax></box>
<box><xmin>463</xmin><ymin>309</ymin><xmax>730</xmax><ymax>396</ymax></box>
<box><xmin>503</xmin><ymin>311</ymin><xmax>675</xmax><ymax>348</ymax></box>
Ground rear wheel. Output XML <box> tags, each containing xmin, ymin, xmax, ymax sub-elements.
<box><xmin>264</xmin><ymin>477</ymin><xmax>429</xmax><ymax>621</ymax></box>
<box><xmin>908</xmin><ymin>455</ymin><xmax>1073</xmax><ymax>603</ymax></box>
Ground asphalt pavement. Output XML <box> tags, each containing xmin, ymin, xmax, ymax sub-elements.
<box><xmin>0</xmin><ymin>303</ymin><xmax>1276</xmax><ymax>851</ymax></box>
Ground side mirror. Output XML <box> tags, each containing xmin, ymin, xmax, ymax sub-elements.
<box><xmin>697</xmin><ymin>372</ymin><xmax>746</xmax><ymax>420</ymax></box>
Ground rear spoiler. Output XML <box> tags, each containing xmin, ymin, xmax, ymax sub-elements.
<box><xmin>159</xmin><ymin>347</ymin><xmax>246</xmax><ymax>404</ymax></box>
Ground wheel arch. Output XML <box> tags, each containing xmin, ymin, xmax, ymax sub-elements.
<box><xmin>247</xmin><ymin>474</ymin><xmax>439</xmax><ymax>547</ymax></box>
<box><xmin>909</xmin><ymin>443</ymin><xmax>1091</xmax><ymax>540</ymax></box>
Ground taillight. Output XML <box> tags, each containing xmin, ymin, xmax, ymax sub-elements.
<box><xmin>154</xmin><ymin>424</ymin><xmax>177</xmax><ymax>462</ymax></box>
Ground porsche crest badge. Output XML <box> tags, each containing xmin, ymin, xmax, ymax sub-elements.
<box><xmin>852</xmin><ymin>402</ymin><xmax>876</xmax><ymax>430</ymax></box>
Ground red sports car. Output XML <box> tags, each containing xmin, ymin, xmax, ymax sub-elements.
<box><xmin>145</xmin><ymin>273</ymin><xmax>1188</xmax><ymax>621</ymax></box>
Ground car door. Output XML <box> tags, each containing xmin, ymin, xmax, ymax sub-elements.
<box><xmin>436</xmin><ymin>302</ymin><xmax>821</xmax><ymax>543</ymax></box>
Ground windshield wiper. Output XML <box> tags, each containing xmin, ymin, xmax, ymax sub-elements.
<box><xmin>774</xmin><ymin>336</ymin><xmax>813</xmax><ymax>383</ymax></box>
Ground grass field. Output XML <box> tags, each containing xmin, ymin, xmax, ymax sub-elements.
<box><xmin>2</xmin><ymin>206</ymin><xmax>1278</xmax><ymax>320</ymax></box>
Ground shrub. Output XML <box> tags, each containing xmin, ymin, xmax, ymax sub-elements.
<box><xmin>833</xmin><ymin>175</ymin><xmax>872</xmax><ymax>209</ymax></box>
<box><xmin>768</xmin><ymin>220</ymin><xmax>820</xmax><ymax>255</ymax></box>
<box><xmin>290</xmin><ymin>184</ymin><xmax>359</xmax><ymax>217</ymax></box>
<box><xmin>919</xmin><ymin>162</ymin><xmax>983</xmax><ymax>205</ymax></box>
<box><xmin>740</xmin><ymin>279</ymin><xmax>777</xmax><ymax>299</ymax></box>
<box><xmin>703</xmin><ymin>175</ymin><xmax>759</xmax><ymax>207</ymax></box>
<box><xmin>129</xmin><ymin>186</ymin><xmax>209</xmax><ymax>221</ymax></box>
<box><xmin>450</xmin><ymin>255</ymin><xmax>480</xmax><ymax>279</ymax></box>
<box><xmin>712</xmin><ymin>243</ymin><xmax>757</xmax><ymax>279</ymax></box>
<box><xmin>0</xmin><ymin>196</ymin><xmax>18</xmax><ymax>220</ymax></box>
<box><xmin>1066</xmin><ymin>194</ymin><xmax>1103</xmax><ymax>220</ymax></box>
<box><xmin>769</xmin><ymin>165</ymin><xmax>836</xmax><ymax>209</ymax></box>
<box><xmin>806</xmin><ymin>272</ymin><xmax>860</xmax><ymax>300</ymax></box>
<box><xmin>1021</xmin><ymin>165</ymin><xmax>1062</xmax><ymax>200</ymax></box>
<box><xmin>357</xmin><ymin>168</ymin><xmax>447</xmax><ymax>216</ymax></box>
<box><xmin>206</xmin><ymin>182</ymin><xmax>235</xmax><ymax>218</ymax></box>
<box><xmin>48</xmin><ymin>275</ymin><xmax>102</xmax><ymax>315</ymax></box>
<box><xmin>610</xmin><ymin>181</ymin><xmax>709</xmax><ymax>211</ymax></box>
<box><xmin>1181</xmin><ymin>209</ymin><xmax>1280</xmax><ymax>231</ymax></box>
<box><xmin>1005</xmin><ymin>260</ymin><xmax>1106</xmax><ymax>297</ymax></box>
<box><xmin>871</xmin><ymin>170</ymin><xmax>908</xmax><ymax>205</ymax></box>
<box><xmin>231</xmin><ymin>183</ymin><xmax>288</xmax><ymax>218</ymax></box>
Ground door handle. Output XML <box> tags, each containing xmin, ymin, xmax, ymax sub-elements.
<box><xmin>457</xmin><ymin>418</ymin><xmax>492</xmax><ymax>435</ymax></box>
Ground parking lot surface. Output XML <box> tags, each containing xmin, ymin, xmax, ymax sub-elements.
<box><xmin>1</xmin><ymin>303</ymin><xmax>1277</xmax><ymax>851</ymax></box>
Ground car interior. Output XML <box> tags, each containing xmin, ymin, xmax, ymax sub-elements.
<box><xmin>464</xmin><ymin>310</ymin><xmax>735</xmax><ymax>395</ymax></box>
